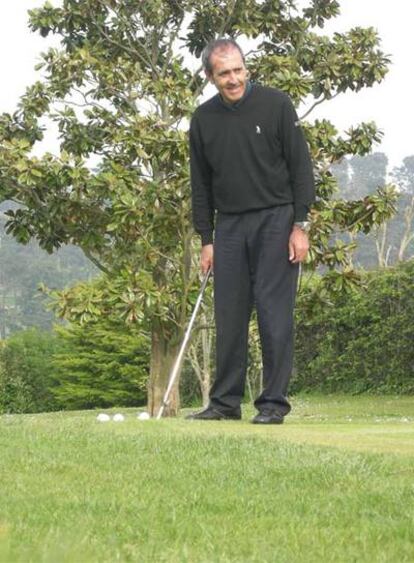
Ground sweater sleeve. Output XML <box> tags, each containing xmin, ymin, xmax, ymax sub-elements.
<box><xmin>280</xmin><ymin>95</ymin><xmax>315</xmax><ymax>222</ymax></box>
<box><xmin>189</xmin><ymin>114</ymin><xmax>214</xmax><ymax>246</ymax></box>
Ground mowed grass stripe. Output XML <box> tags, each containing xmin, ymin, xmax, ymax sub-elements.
<box><xmin>1</xmin><ymin>403</ymin><xmax>414</xmax><ymax>562</ymax></box>
<box><xmin>171</xmin><ymin>420</ymin><xmax>414</xmax><ymax>457</ymax></box>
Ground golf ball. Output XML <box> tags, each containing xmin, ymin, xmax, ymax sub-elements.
<box><xmin>138</xmin><ymin>412</ymin><xmax>150</xmax><ymax>420</ymax></box>
<box><xmin>97</xmin><ymin>413</ymin><xmax>110</xmax><ymax>422</ymax></box>
<box><xmin>113</xmin><ymin>413</ymin><xmax>125</xmax><ymax>422</ymax></box>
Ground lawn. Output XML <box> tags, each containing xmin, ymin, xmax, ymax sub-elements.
<box><xmin>1</xmin><ymin>395</ymin><xmax>413</xmax><ymax>562</ymax></box>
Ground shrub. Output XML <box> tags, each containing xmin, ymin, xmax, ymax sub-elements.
<box><xmin>0</xmin><ymin>320</ymin><xmax>150</xmax><ymax>413</ymax></box>
<box><xmin>293</xmin><ymin>260</ymin><xmax>414</xmax><ymax>394</ymax></box>
<box><xmin>52</xmin><ymin>320</ymin><xmax>149</xmax><ymax>410</ymax></box>
<box><xmin>0</xmin><ymin>328</ymin><xmax>63</xmax><ymax>413</ymax></box>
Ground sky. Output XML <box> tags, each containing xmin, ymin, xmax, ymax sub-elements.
<box><xmin>0</xmin><ymin>0</ymin><xmax>412</xmax><ymax>169</ymax></box>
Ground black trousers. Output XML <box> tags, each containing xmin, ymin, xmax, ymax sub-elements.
<box><xmin>209</xmin><ymin>204</ymin><xmax>299</xmax><ymax>416</ymax></box>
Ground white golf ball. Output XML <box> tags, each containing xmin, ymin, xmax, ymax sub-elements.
<box><xmin>97</xmin><ymin>413</ymin><xmax>110</xmax><ymax>422</ymax></box>
<box><xmin>113</xmin><ymin>413</ymin><xmax>125</xmax><ymax>422</ymax></box>
<box><xmin>138</xmin><ymin>412</ymin><xmax>150</xmax><ymax>420</ymax></box>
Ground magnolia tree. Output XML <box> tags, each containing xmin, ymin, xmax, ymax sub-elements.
<box><xmin>0</xmin><ymin>0</ymin><xmax>397</xmax><ymax>414</ymax></box>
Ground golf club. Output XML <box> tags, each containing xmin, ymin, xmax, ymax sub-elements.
<box><xmin>156</xmin><ymin>267</ymin><xmax>211</xmax><ymax>420</ymax></box>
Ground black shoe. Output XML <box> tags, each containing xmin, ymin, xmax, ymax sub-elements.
<box><xmin>185</xmin><ymin>407</ymin><xmax>241</xmax><ymax>421</ymax></box>
<box><xmin>251</xmin><ymin>409</ymin><xmax>284</xmax><ymax>425</ymax></box>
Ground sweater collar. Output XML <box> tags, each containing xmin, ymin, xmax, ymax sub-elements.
<box><xmin>218</xmin><ymin>81</ymin><xmax>253</xmax><ymax>110</ymax></box>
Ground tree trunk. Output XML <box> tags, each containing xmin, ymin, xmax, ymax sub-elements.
<box><xmin>147</xmin><ymin>320</ymin><xmax>180</xmax><ymax>417</ymax></box>
<box><xmin>0</xmin><ymin>284</ymin><xmax>6</xmax><ymax>340</ymax></box>
<box><xmin>375</xmin><ymin>223</ymin><xmax>391</xmax><ymax>267</ymax></box>
<box><xmin>145</xmin><ymin>226</ymin><xmax>193</xmax><ymax>417</ymax></box>
<box><xmin>187</xmin><ymin>310</ymin><xmax>214</xmax><ymax>408</ymax></box>
<box><xmin>397</xmin><ymin>196</ymin><xmax>414</xmax><ymax>261</ymax></box>
<box><xmin>200</xmin><ymin>319</ymin><xmax>212</xmax><ymax>407</ymax></box>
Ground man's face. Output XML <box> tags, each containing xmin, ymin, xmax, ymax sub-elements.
<box><xmin>207</xmin><ymin>47</ymin><xmax>248</xmax><ymax>104</ymax></box>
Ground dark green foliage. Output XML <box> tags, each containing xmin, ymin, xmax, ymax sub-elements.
<box><xmin>0</xmin><ymin>321</ymin><xmax>150</xmax><ymax>413</ymax></box>
<box><xmin>0</xmin><ymin>328</ymin><xmax>64</xmax><ymax>413</ymax></box>
<box><xmin>293</xmin><ymin>260</ymin><xmax>414</xmax><ymax>393</ymax></box>
<box><xmin>180</xmin><ymin>361</ymin><xmax>203</xmax><ymax>407</ymax></box>
<box><xmin>52</xmin><ymin>320</ymin><xmax>149</xmax><ymax>410</ymax></box>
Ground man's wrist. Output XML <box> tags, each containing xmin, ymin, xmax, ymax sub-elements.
<box><xmin>293</xmin><ymin>221</ymin><xmax>310</xmax><ymax>233</ymax></box>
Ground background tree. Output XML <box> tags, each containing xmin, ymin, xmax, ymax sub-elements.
<box><xmin>347</xmin><ymin>152</ymin><xmax>388</xmax><ymax>199</ymax></box>
<box><xmin>332</xmin><ymin>153</ymin><xmax>414</xmax><ymax>267</ymax></box>
<box><xmin>0</xmin><ymin>201</ymin><xmax>97</xmax><ymax>337</ymax></box>
<box><xmin>0</xmin><ymin>0</ymin><xmax>397</xmax><ymax>414</ymax></box>
<box><xmin>391</xmin><ymin>156</ymin><xmax>414</xmax><ymax>262</ymax></box>
<box><xmin>332</xmin><ymin>152</ymin><xmax>389</xmax><ymax>267</ymax></box>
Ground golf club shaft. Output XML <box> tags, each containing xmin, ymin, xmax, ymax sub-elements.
<box><xmin>156</xmin><ymin>268</ymin><xmax>211</xmax><ymax>420</ymax></box>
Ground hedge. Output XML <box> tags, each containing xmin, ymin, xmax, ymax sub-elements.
<box><xmin>292</xmin><ymin>260</ymin><xmax>414</xmax><ymax>394</ymax></box>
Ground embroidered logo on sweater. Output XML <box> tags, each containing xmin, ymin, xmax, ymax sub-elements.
<box><xmin>256</xmin><ymin>125</ymin><xmax>261</xmax><ymax>134</ymax></box>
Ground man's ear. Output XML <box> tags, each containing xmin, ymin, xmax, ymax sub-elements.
<box><xmin>205</xmin><ymin>71</ymin><xmax>214</xmax><ymax>84</ymax></box>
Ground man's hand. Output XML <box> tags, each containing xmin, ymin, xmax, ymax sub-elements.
<box><xmin>289</xmin><ymin>226</ymin><xmax>309</xmax><ymax>263</ymax></box>
<box><xmin>201</xmin><ymin>244</ymin><xmax>214</xmax><ymax>274</ymax></box>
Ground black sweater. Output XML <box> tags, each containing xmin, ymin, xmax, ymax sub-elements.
<box><xmin>189</xmin><ymin>83</ymin><xmax>315</xmax><ymax>245</ymax></box>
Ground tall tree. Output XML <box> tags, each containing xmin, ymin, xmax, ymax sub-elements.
<box><xmin>348</xmin><ymin>152</ymin><xmax>388</xmax><ymax>199</ymax></box>
<box><xmin>0</xmin><ymin>0</ymin><xmax>397</xmax><ymax>414</ymax></box>
<box><xmin>332</xmin><ymin>154</ymin><xmax>414</xmax><ymax>267</ymax></box>
<box><xmin>391</xmin><ymin>156</ymin><xmax>414</xmax><ymax>262</ymax></box>
<box><xmin>332</xmin><ymin>152</ymin><xmax>389</xmax><ymax>267</ymax></box>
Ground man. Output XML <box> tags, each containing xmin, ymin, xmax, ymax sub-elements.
<box><xmin>188</xmin><ymin>38</ymin><xmax>315</xmax><ymax>424</ymax></box>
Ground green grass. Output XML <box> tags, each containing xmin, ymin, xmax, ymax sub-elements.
<box><xmin>1</xmin><ymin>395</ymin><xmax>414</xmax><ymax>562</ymax></box>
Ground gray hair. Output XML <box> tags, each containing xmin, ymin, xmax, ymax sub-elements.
<box><xmin>201</xmin><ymin>38</ymin><xmax>245</xmax><ymax>75</ymax></box>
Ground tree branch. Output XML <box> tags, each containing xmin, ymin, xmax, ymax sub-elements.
<box><xmin>161</xmin><ymin>16</ymin><xmax>185</xmax><ymax>78</ymax></box>
<box><xmin>91</xmin><ymin>2</ymin><xmax>159</xmax><ymax>78</ymax></box>
<box><xmin>300</xmin><ymin>92</ymin><xmax>340</xmax><ymax>121</ymax></box>
<box><xmin>188</xmin><ymin>64</ymin><xmax>204</xmax><ymax>91</ymax></box>
<box><xmin>81</xmin><ymin>248</ymin><xmax>111</xmax><ymax>274</ymax></box>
